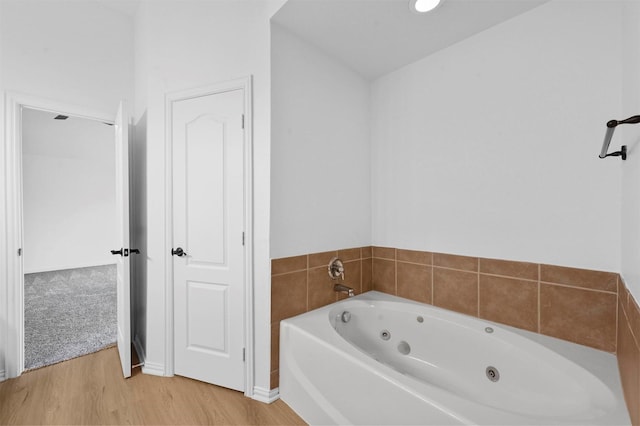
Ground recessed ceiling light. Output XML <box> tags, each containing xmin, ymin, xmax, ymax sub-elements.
<box><xmin>411</xmin><ymin>0</ymin><xmax>442</xmax><ymax>13</ymax></box>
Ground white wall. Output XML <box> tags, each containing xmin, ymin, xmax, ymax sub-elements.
<box><xmin>270</xmin><ymin>25</ymin><xmax>371</xmax><ymax>258</ymax></box>
<box><xmin>22</xmin><ymin>108</ymin><xmax>116</xmax><ymax>273</ymax></box>
<box><xmin>132</xmin><ymin>0</ymin><xmax>286</xmax><ymax>394</ymax></box>
<box><xmin>371</xmin><ymin>0</ymin><xmax>622</xmax><ymax>272</ymax></box>
<box><xmin>620</xmin><ymin>0</ymin><xmax>640</xmax><ymax>303</ymax></box>
<box><xmin>0</xmin><ymin>1</ymin><xmax>134</xmax><ymax>115</ymax></box>
<box><xmin>131</xmin><ymin>1</ymin><xmax>151</xmax><ymax>374</ymax></box>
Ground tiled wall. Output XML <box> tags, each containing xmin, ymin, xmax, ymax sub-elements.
<box><xmin>619</xmin><ymin>278</ymin><xmax>640</xmax><ymax>425</ymax></box>
<box><xmin>270</xmin><ymin>247</ymin><xmax>372</xmax><ymax>388</ymax></box>
<box><xmin>371</xmin><ymin>247</ymin><xmax>618</xmax><ymax>352</ymax></box>
<box><xmin>271</xmin><ymin>245</ymin><xmax>636</xmax><ymax>420</ymax></box>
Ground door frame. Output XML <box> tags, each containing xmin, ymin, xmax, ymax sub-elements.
<box><xmin>1</xmin><ymin>92</ymin><xmax>114</xmax><ymax>379</ymax></box>
<box><xmin>164</xmin><ymin>76</ymin><xmax>254</xmax><ymax>396</ymax></box>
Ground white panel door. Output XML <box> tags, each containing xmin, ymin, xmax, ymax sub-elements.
<box><xmin>114</xmin><ymin>101</ymin><xmax>131</xmax><ymax>379</ymax></box>
<box><xmin>172</xmin><ymin>89</ymin><xmax>245</xmax><ymax>391</ymax></box>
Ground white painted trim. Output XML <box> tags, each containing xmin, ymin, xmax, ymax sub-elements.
<box><xmin>252</xmin><ymin>386</ymin><xmax>280</xmax><ymax>404</ymax></box>
<box><xmin>2</xmin><ymin>92</ymin><xmax>116</xmax><ymax>380</ymax></box>
<box><xmin>164</xmin><ymin>76</ymin><xmax>255</xmax><ymax>395</ymax></box>
<box><xmin>0</xmin><ymin>369</ymin><xmax>5</xmax><ymax>382</ymax></box>
<box><xmin>242</xmin><ymin>77</ymin><xmax>256</xmax><ymax>398</ymax></box>
<box><xmin>141</xmin><ymin>361</ymin><xmax>166</xmax><ymax>377</ymax></box>
<box><xmin>164</xmin><ymin>86</ymin><xmax>174</xmax><ymax>377</ymax></box>
<box><xmin>5</xmin><ymin>92</ymin><xmax>113</xmax><ymax>124</ymax></box>
<box><xmin>4</xmin><ymin>93</ymin><xmax>25</xmax><ymax>379</ymax></box>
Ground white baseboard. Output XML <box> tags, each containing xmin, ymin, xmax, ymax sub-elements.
<box><xmin>252</xmin><ymin>386</ymin><xmax>280</xmax><ymax>403</ymax></box>
<box><xmin>133</xmin><ymin>336</ymin><xmax>167</xmax><ymax>377</ymax></box>
<box><xmin>141</xmin><ymin>361</ymin><xmax>166</xmax><ymax>377</ymax></box>
<box><xmin>0</xmin><ymin>369</ymin><xmax>5</xmax><ymax>383</ymax></box>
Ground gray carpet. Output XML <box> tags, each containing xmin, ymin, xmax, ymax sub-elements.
<box><xmin>24</xmin><ymin>264</ymin><xmax>117</xmax><ymax>370</ymax></box>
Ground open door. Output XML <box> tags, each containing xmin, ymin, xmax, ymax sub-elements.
<box><xmin>112</xmin><ymin>101</ymin><xmax>131</xmax><ymax>378</ymax></box>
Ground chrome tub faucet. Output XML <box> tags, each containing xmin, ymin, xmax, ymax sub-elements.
<box><xmin>334</xmin><ymin>283</ymin><xmax>355</xmax><ymax>297</ymax></box>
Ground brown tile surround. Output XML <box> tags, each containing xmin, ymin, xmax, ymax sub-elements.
<box><xmin>619</xmin><ymin>278</ymin><xmax>640</xmax><ymax>425</ymax></box>
<box><xmin>270</xmin><ymin>247</ymin><xmax>371</xmax><ymax>388</ymax></box>
<box><xmin>271</xmin><ymin>246</ymin><xmax>640</xmax><ymax>421</ymax></box>
<box><xmin>369</xmin><ymin>248</ymin><xmax>619</xmax><ymax>351</ymax></box>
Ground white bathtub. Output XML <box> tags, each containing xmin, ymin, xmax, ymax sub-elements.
<box><xmin>279</xmin><ymin>291</ymin><xmax>630</xmax><ymax>425</ymax></box>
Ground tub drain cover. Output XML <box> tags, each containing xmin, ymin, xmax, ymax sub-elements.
<box><xmin>486</xmin><ymin>366</ymin><xmax>500</xmax><ymax>382</ymax></box>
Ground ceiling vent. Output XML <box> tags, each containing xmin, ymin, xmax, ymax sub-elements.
<box><xmin>54</xmin><ymin>115</ymin><xmax>69</xmax><ymax>120</ymax></box>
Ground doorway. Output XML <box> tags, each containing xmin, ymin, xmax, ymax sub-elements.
<box><xmin>165</xmin><ymin>77</ymin><xmax>254</xmax><ymax>394</ymax></box>
<box><xmin>21</xmin><ymin>107</ymin><xmax>117</xmax><ymax>370</ymax></box>
<box><xmin>2</xmin><ymin>94</ymin><xmax>131</xmax><ymax>380</ymax></box>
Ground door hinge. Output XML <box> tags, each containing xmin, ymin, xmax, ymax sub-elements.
<box><xmin>242</xmin><ymin>232</ymin><xmax>245</xmax><ymax>246</ymax></box>
<box><xmin>241</xmin><ymin>114</ymin><xmax>245</xmax><ymax>129</ymax></box>
<box><xmin>17</xmin><ymin>248</ymin><xmax>22</xmax><ymax>256</ymax></box>
<box><xmin>243</xmin><ymin>348</ymin><xmax>246</xmax><ymax>362</ymax></box>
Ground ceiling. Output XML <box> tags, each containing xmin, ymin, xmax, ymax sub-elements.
<box><xmin>272</xmin><ymin>0</ymin><xmax>549</xmax><ymax>80</ymax></box>
<box><xmin>22</xmin><ymin>108</ymin><xmax>114</xmax><ymax>160</ymax></box>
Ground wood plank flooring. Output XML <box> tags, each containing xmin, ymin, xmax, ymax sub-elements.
<box><xmin>0</xmin><ymin>347</ymin><xmax>305</xmax><ymax>425</ymax></box>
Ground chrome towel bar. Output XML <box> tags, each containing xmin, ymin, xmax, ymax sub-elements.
<box><xmin>599</xmin><ymin>115</ymin><xmax>640</xmax><ymax>160</ymax></box>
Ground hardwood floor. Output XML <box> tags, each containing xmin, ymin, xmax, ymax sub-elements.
<box><xmin>0</xmin><ymin>347</ymin><xmax>305</xmax><ymax>425</ymax></box>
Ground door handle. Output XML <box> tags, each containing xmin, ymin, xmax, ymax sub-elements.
<box><xmin>172</xmin><ymin>247</ymin><xmax>187</xmax><ymax>257</ymax></box>
<box><xmin>111</xmin><ymin>248</ymin><xmax>123</xmax><ymax>256</ymax></box>
<box><xmin>130</xmin><ymin>249</ymin><xmax>140</xmax><ymax>254</ymax></box>
<box><xmin>110</xmin><ymin>248</ymin><xmax>130</xmax><ymax>257</ymax></box>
